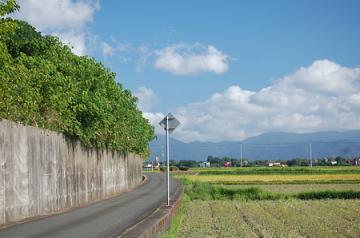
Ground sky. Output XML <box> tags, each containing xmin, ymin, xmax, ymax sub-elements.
<box><xmin>12</xmin><ymin>0</ymin><xmax>360</xmax><ymax>142</ymax></box>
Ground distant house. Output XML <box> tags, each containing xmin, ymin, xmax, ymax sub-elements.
<box><xmin>223</xmin><ymin>162</ymin><xmax>232</xmax><ymax>167</ymax></box>
<box><xmin>199</xmin><ymin>161</ymin><xmax>210</xmax><ymax>168</ymax></box>
<box><xmin>268</xmin><ymin>162</ymin><xmax>282</xmax><ymax>167</ymax></box>
<box><xmin>353</xmin><ymin>157</ymin><xmax>360</xmax><ymax>166</ymax></box>
<box><xmin>330</xmin><ymin>160</ymin><xmax>337</xmax><ymax>165</ymax></box>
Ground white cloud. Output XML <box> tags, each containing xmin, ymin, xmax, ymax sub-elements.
<box><xmin>136</xmin><ymin>45</ymin><xmax>152</xmax><ymax>72</ymax></box>
<box><xmin>100</xmin><ymin>41</ymin><xmax>115</xmax><ymax>56</ymax></box>
<box><xmin>143</xmin><ymin>60</ymin><xmax>360</xmax><ymax>142</ymax></box>
<box><xmin>52</xmin><ymin>30</ymin><xmax>87</xmax><ymax>55</ymax></box>
<box><xmin>110</xmin><ymin>37</ymin><xmax>132</xmax><ymax>53</ymax></box>
<box><xmin>134</xmin><ymin>87</ymin><xmax>157</xmax><ymax>111</ymax></box>
<box><xmin>154</xmin><ymin>43</ymin><xmax>229</xmax><ymax>75</ymax></box>
<box><xmin>13</xmin><ymin>0</ymin><xmax>100</xmax><ymax>55</ymax></box>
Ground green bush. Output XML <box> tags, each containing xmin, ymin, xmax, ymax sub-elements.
<box><xmin>179</xmin><ymin>166</ymin><xmax>189</xmax><ymax>171</ymax></box>
<box><xmin>0</xmin><ymin>1</ymin><xmax>154</xmax><ymax>157</ymax></box>
<box><xmin>170</xmin><ymin>166</ymin><xmax>179</xmax><ymax>171</ymax></box>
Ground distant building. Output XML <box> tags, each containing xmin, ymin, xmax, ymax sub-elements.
<box><xmin>143</xmin><ymin>163</ymin><xmax>152</xmax><ymax>169</ymax></box>
<box><xmin>143</xmin><ymin>161</ymin><xmax>160</xmax><ymax>169</ymax></box>
<box><xmin>353</xmin><ymin>157</ymin><xmax>360</xmax><ymax>166</ymax></box>
<box><xmin>223</xmin><ymin>162</ymin><xmax>232</xmax><ymax>167</ymax></box>
<box><xmin>199</xmin><ymin>161</ymin><xmax>210</xmax><ymax>168</ymax></box>
<box><xmin>268</xmin><ymin>162</ymin><xmax>284</xmax><ymax>167</ymax></box>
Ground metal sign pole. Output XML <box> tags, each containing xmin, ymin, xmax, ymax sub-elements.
<box><xmin>240</xmin><ymin>143</ymin><xmax>243</xmax><ymax>168</ymax></box>
<box><xmin>166</xmin><ymin>115</ymin><xmax>170</xmax><ymax>206</ymax></box>
<box><xmin>159</xmin><ymin>113</ymin><xmax>180</xmax><ymax>207</ymax></box>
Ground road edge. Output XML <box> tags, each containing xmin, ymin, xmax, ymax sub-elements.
<box><xmin>118</xmin><ymin>178</ymin><xmax>183</xmax><ymax>238</ymax></box>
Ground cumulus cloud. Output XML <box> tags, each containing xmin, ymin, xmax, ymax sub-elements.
<box><xmin>134</xmin><ymin>87</ymin><xmax>157</xmax><ymax>111</ymax></box>
<box><xmin>143</xmin><ymin>60</ymin><xmax>360</xmax><ymax>142</ymax></box>
<box><xmin>13</xmin><ymin>0</ymin><xmax>100</xmax><ymax>55</ymax></box>
<box><xmin>154</xmin><ymin>43</ymin><xmax>229</xmax><ymax>75</ymax></box>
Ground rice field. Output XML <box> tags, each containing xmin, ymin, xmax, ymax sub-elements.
<box><xmin>178</xmin><ymin>200</ymin><xmax>360</xmax><ymax>238</ymax></box>
<box><xmin>176</xmin><ymin>174</ymin><xmax>360</xmax><ymax>184</ymax></box>
<box><xmin>163</xmin><ymin>167</ymin><xmax>360</xmax><ymax>238</ymax></box>
<box><xmin>190</xmin><ymin>166</ymin><xmax>360</xmax><ymax>173</ymax></box>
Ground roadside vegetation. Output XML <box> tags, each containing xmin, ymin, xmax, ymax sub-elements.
<box><xmin>164</xmin><ymin>166</ymin><xmax>360</xmax><ymax>238</ymax></box>
<box><xmin>0</xmin><ymin>0</ymin><xmax>154</xmax><ymax>157</ymax></box>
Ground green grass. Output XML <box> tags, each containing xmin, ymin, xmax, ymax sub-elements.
<box><xmin>184</xmin><ymin>180</ymin><xmax>360</xmax><ymax>201</ymax></box>
<box><xmin>210</xmin><ymin>179</ymin><xmax>360</xmax><ymax>185</ymax></box>
<box><xmin>160</xmin><ymin>195</ymin><xmax>189</xmax><ymax>238</ymax></box>
<box><xmin>224</xmin><ymin>183</ymin><xmax>360</xmax><ymax>192</ymax></box>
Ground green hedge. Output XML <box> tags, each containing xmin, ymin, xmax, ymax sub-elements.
<box><xmin>0</xmin><ymin>1</ymin><xmax>154</xmax><ymax>157</ymax></box>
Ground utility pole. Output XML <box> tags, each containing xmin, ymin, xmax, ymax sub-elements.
<box><xmin>309</xmin><ymin>142</ymin><xmax>313</xmax><ymax>167</ymax></box>
<box><xmin>240</xmin><ymin>143</ymin><xmax>243</xmax><ymax>168</ymax></box>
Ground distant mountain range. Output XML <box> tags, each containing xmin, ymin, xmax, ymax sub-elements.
<box><xmin>149</xmin><ymin>130</ymin><xmax>360</xmax><ymax>161</ymax></box>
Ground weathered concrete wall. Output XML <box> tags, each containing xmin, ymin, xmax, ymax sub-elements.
<box><xmin>0</xmin><ymin>120</ymin><xmax>143</xmax><ymax>226</ymax></box>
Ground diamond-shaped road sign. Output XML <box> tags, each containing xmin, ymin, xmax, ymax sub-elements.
<box><xmin>159</xmin><ymin>113</ymin><xmax>180</xmax><ymax>134</ymax></box>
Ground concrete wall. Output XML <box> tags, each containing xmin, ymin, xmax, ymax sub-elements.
<box><xmin>0</xmin><ymin>120</ymin><xmax>143</xmax><ymax>226</ymax></box>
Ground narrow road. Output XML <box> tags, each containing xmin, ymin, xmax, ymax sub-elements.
<box><xmin>0</xmin><ymin>173</ymin><xmax>178</xmax><ymax>238</ymax></box>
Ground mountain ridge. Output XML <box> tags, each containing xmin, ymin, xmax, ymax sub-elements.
<box><xmin>149</xmin><ymin>130</ymin><xmax>360</xmax><ymax>161</ymax></box>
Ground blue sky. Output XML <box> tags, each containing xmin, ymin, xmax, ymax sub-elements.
<box><xmin>14</xmin><ymin>0</ymin><xmax>360</xmax><ymax>142</ymax></box>
<box><xmin>88</xmin><ymin>0</ymin><xmax>360</xmax><ymax>111</ymax></box>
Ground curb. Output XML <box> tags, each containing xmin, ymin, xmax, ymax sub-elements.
<box><xmin>119</xmin><ymin>181</ymin><xmax>183</xmax><ymax>238</ymax></box>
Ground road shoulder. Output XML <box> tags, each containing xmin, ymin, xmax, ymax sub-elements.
<box><xmin>119</xmin><ymin>177</ymin><xmax>183</xmax><ymax>238</ymax></box>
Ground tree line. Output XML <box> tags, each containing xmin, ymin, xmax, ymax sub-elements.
<box><xmin>0</xmin><ymin>1</ymin><xmax>154</xmax><ymax>157</ymax></box>
<box><xmin>166</xmin><ymin>155</ymin><xmax>356</xmax><ymax>168</ymax></box>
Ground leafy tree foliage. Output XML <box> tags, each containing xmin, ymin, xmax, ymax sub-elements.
<box><xmin>0</xmin><ymin>1</ymin><xmax>154</xmax><ymax>157</ymax></box>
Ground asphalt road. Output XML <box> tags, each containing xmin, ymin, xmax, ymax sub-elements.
<box><xmin>0</xmin><ymin>173</ymin><xmax>176</xmax><ymax>238</ymax></box>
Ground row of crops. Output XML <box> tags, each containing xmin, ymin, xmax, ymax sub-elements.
<box><xmin>161</xmin><ymin>166</ymin><xmax>360</xmax><ymax>238</ymax></box>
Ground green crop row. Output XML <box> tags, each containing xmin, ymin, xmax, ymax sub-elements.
<box><xmin>184</xmin><ymin>180</ymin><xmax>360</xmax><ymax>201</ymax></box>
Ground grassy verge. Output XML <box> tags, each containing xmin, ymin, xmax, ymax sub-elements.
<box><xmin>160</xmin><ymin>195</ymin><xmax>190</xmax><ymax>238</ymax></box>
